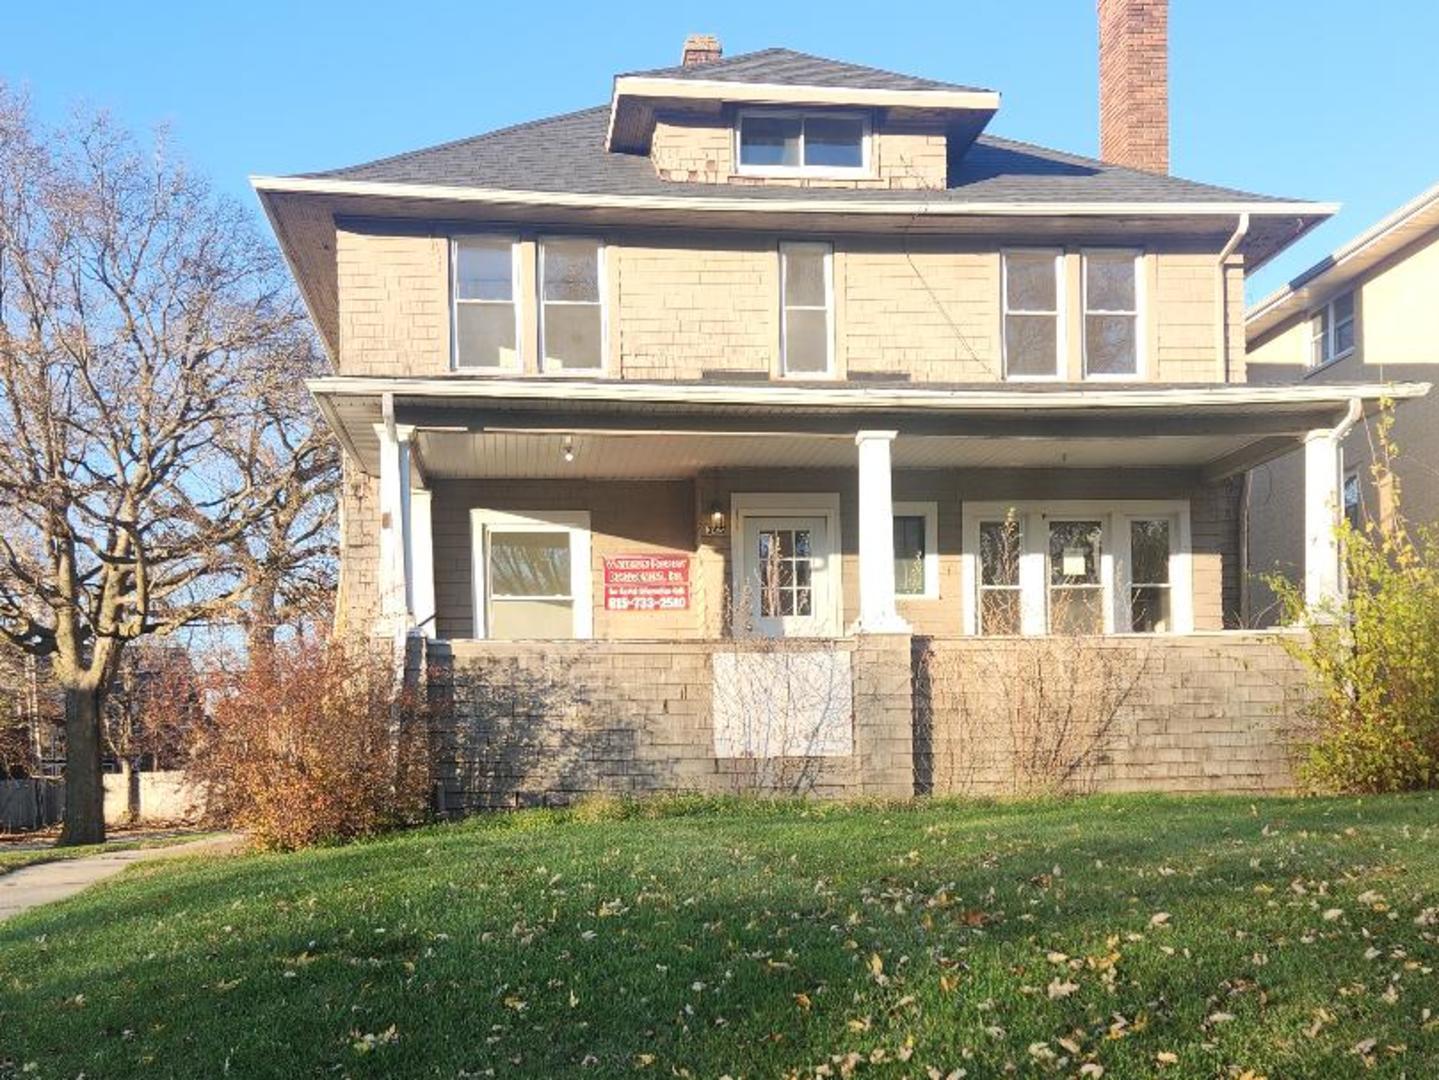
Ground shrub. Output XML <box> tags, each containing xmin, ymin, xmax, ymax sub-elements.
<box><xmin>187</xmin><ymin>641</ymin><xmax>430</xmax><ymax>850</ymax></box>
<box><xmin>1275</xmin><ymin>419</ymin><xmax>1439</xmax><ymax>792</ymax></box>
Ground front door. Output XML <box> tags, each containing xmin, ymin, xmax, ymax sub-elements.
<box><xmin>738</xmin><ymin>515</ymin><xmax>837</xmax><ymax>637</ymax></box>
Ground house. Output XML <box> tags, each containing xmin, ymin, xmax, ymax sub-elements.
<box><xmin>1245</xmin><ymin>181</ymin><xmax>1439</xmax><ymax>622</ymax></box>
<box><xmin>253</xmin><ymin>2</ymin><xmax>1427</xmax><ymax>805</ymax></box>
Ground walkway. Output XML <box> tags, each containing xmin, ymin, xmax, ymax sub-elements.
<box><xmin>0</xmin><ymin>834</ymin><xmax>243</xmax><ymax>922</ymax></box>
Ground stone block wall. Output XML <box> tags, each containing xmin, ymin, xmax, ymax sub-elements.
<box><xmin>913</xmin><ymin>632</ymin><xmax>1309</xmax><ymax>796</ymax></box>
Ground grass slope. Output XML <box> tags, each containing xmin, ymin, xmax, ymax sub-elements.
<box><xmin>0</xmin><ymin>795</ymin><xmax>1436</xmax><ymax>1079</ymax></box>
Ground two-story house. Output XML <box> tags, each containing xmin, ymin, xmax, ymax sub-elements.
<box><xmin>255</xmin><ymin>4</ymin><xmax>1426</xmax><ymax>806</ymax></box>
<box><xmin>1245</xmin><ymin>180</ymin><xmax>1439</xmax><ymax>622</ymax></box>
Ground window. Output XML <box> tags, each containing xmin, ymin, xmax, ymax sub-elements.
<box><xmin>1310</xmin><ymin>291</ymin><xmax>1356</xmax><ymax>368</ymax></box>
<box><xmin>1047</xmin><ymin>519</ymin><xmax>1105</xmax><ymax>634</ymax></box>
<box><xmin>758</xmin><ymin>526</ymin><xmax>814</xmax><ymax>617</ymax></box>
<box><xmin>737</xmin><ymin>111</ymin><xmax>868</xmax><ymax>175</ymax></box>
<box><xmin>1343</xmin><ymin>469</ymin><xmax>1362</xmax><ymax>530</ymax></box>
<box><xmin>963</xmin><ymin>501</ymin><xmax>1193</xmax><ymax>637</ymax></box>
<box><xmin>540</xmin><ymin>238</ymin><xmax>605</xmax><ymax>371</ymax></box>
<box><xmin>977</xmin><ymin>517</ymin><xmax>1022</xmax><ymax>635</ymax></box>
<box><xmin>1083</xmin><ymin>251</ymin><xmax>1140</xmax><ymax>377</ymax></box>
<box><xmin>470</xmin><ymin>510</ymin><xmax>592</xmax><ymax>639</ymax></box>
<box><xmin>893</xmin><ymin>501</ymin><xmax>938</xmax><ymax>599</ymax></box>
<box><xmin>780</xmin><ymin>243</ymin><xmax>833</xmax><ymax>376</ymax></box>
<box><xmin>453</xmin><ymin>236</ymin><xmax>519</xmax><ymax>369</ymax></box>
<box><xmin>1003</xmin><ymin>251</ymin><xmax>1062</xmax><ymax>378</ymax></box>
<box><xmin>1127</xmin><ymin>519</ymin><xmax>1172</xmax><ymax>633</ymax></box>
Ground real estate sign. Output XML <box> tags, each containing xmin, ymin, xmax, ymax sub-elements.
<box><xmin>603</xmin><ymin>553</ymin><xmax>690</xmax><ymax>611</ymax></box>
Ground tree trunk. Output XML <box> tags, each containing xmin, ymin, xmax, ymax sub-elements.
<box><xmin>58</xmin><ymin>684</ymin><xmax>106</xmax><ymax>846</ymax></box>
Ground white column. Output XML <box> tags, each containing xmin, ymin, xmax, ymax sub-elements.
<box><xmin>854</xmin><ymin>430</ymin><xmax>909</xmax><ymax>634</ymax></box>
<box><xmin>376</xmin><ymin>421</ymin><xmax>414</xmax><ymax>632</ymax></box>
<box><xmin>410</xmin><ymin>489</ymin><xmax>436</xmax><ymax>637</ymax></box>
<box><xmin>1303</xmin><ymin>428</ymin><xmax>1343</xmax><ymax>614</ymax></box>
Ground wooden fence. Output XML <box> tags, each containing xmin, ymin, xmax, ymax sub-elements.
<box><xmin>0</xmin><ymin>779</ymin><xmax>65</xmax><ymax>832</ymax></box>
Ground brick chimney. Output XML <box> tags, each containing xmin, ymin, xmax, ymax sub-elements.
<box><xmin>681</xmin><ymin>34</ymin><xmax>722</xmax><ymax>68</ymax></box>
<box><xmin>1097</xmin><ymin>0</ymin><xmax>1169</xmax><ymax>173</ymax></box>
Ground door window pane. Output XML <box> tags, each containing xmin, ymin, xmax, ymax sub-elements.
<box><xmin>1003</xmin><ymin>253</ymin><xmax>1060</xmax><ymax>378</ymax></box>
<box><xmin>1084</xmin><ymin>252</ymin><xmax>1138</xmax><ymax>376</ymax></box>
<box><xmin>781</xmin><ymin>244</ymin><xmax>831</xmax><ymax>375</ymax></box>
<box><xmin>740</xmin><ymin>115</ymin><xmax>801</xmax><ymax>167</ymax></box>
<box><xmin>1048</xmin><ymin>520</ymin><xmax>1103</xmax><ymax>635</ymax></box>
<box><xmin>1128</xmin><ymin>519</ymin><xmax>1171</xmax><ymax>633</ymax></box>
<box><xmin>541</xmin><ymin>239</ymin><xmax>603</xmax><ymax>370</ymax></box>
<box><xmin>454</xmin><ymin>237</ymin><xmax>516</xmax><ymax>368</ymax></box>
<box><xmin>758</xmin><ymin>528</ymin><xmax>815</xmax><ymax>617</ymax></box>
<box><xmin>804</xmin><ymin>116</ymin><xmax>864</xmax><ymax>167</ymax></box>
<box><xmin>893</xmin><ymin>515</ymin><xmax>926</xmax><ymax>596</ymax></box>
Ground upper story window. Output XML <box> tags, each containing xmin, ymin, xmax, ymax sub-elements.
<box><xmin>1002</xmin><ymin>250</ymin><xmax>1063</xmax><ymax>379</ymax></box>
<box><xmin>540</xmin><ymin>238</ymin><xmax>605</xmax><ymax>372</ymax></box>
<box><xmin>737</xmin><ymin>110</ymin><xmax>869</xmax><ymax>176</ymax></box>
<box><xmin>1310</xmin><ymin>291</ymin><xmax>1356</xmax><ymax>368</ymax></box>
<box><xmin>779</xmin><ymin>242</ymin><xmax>834</xmax><ymax>376</ymax></box>
<box><xmin>453</xmin><ymin>236</ymin><xmax>520</xmax><ymax>369</ymax></box>
<box><xmin>1083</xmin><ymin>250</ymin><xmax>1141</xmax><ymax>378</ymax></box>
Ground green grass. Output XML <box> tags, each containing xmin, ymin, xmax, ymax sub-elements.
<box><xmin>1</xmin><ymin>795</ymin><xmax>1436</xmax><ymax>1079</ymax></box>
<box><xmin>0</xmin><ymin>832</ymin><xmax>216</xmax><ymax>875</ymax></box>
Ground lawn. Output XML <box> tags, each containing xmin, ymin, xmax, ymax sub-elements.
<box><xmin>0</xmin><ymin>795</ymin><xmax>1435</xmax><ymax>1079</ymax></box>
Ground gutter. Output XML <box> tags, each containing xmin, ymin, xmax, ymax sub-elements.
<box><xmin>1215</xmin><ymin>212</ymin><xmax>1250</xmax><ymax>382</ymax></box>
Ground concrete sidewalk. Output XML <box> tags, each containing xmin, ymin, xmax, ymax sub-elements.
<box><xmin>0</xmin><ymin>834</ymin><xmax>243</xmax><ymax>923</ymax></box>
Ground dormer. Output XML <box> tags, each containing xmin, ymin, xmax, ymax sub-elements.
<box><xmin>606</xmin><ymin>39</ymin><xmax>1000</xmax><ymax>190</ymax></box>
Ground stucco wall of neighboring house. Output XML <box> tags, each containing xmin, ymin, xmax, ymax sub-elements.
<box><xmin>424</xmin><ymin>467</ymin><xmax>1240</xmax><ymax>643</ymax></box>
<box><xmin>1244</xmin><ymin>229</ymin><xmax>1439</xmax><ymax>622</ymax></box>
<box><xmin>332</xmin><ymin>223</ymin><xmax>1239</xmax><ymax>385</ymax></box>
<box><xmin>649</xmin><ymin>109</ymin><xmax>949</xmax><ymax>190</ymax></box>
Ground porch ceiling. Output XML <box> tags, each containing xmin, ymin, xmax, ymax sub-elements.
<box><xmin>312</xmin><ymin>376</ymin><xmax>1430</xmax><ymax>483</ymax></box>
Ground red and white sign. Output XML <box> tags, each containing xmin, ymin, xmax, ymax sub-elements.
<box><xmin>603</xmin><ymin>553</ymin><xmax>690</xmax><ymax>612</ymax></box>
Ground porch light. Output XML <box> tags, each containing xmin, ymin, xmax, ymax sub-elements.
<box><xmin>561</xmin><ymin>435</ymin><xmax>575</xmax><ymax>463</ymax></box>
<box><xmin>702</xmin><ymin>500</ymin><xmax>727</xmax><ymax>537</ymax></box>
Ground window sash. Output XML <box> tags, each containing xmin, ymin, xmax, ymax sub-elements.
<box><xmin>780</xmin><ymin>242</ymin><xmax>834</xmax><ymax>376</ymax></box>
<box><xmin>470</xmin><ymin>510</ymin><xmax>592</xmax><ymax>640</ymax></box>
<box><xmin>1310</xmin><ymin>292</ymin><xmax>1356</xmax><ymax>368</ymax></box>
<box><xmin>452</xmin><ymin>236</ymin><xmax>520</xmax><ymax>369</ymax></box>
<box><xmin>1082</xmin><ymin>251</ymin><xmax>1141</xmax><ymax>378</ymax></box>
<box><xmin>1002</xmin><ymin>251</ymin><xmax>1063</xmax><ymax>379</ymax></box>
<box><xmin>539</xmin><ymin>238</ymin><xmax>606</xmax><ymax>372</ymax></box>
<box><xmin>737</xmin><ymin>110</ymin><xmax>870</xmax><ymax>175</ymax></box>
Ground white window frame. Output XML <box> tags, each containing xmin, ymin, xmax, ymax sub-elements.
<box><xmin>734</xmin><ymin>109</ymin><xmax>872</xmax><ymax>178</ymax></box>
<box><xmin>892</xmin><ymin>501</ymin><xmax>939</xmax><ymax>599</ymax></box>
<box><xmin>779</xmin><ymin>242</ymin><xmax>835</xmax><ymax>378</ymax></box>
<box><xmin>469</xmin><ymin>509</ymin><xmax>593</xmax><ymax>640</ymax></box>
<box><xmin>974</xmin><ymin>513</ymin><xmax>1026</xmax><ymax>636</ymax></box>
<box><xmin>961</xmin><ymin>500</ymin><xmax>1193</xmax><ymax>636</ymax></box>
<box><xmin>451</xmin><ymin>234</ymin><xmax>522</xmax><ymax>371</ymax></box>
<box><xmin>1308</xmin><ymin>290</ymin><xmax>1356</xmax><ymax>371</ymax></box>
<box><xmin>538</xmin><ymin>236</ymin><xmax>608</xmax><ymax>375</ymax></box>
<box><xmin>1081</xmin><ymin>249</ymin><xmax>1145</xmax><ymax>380</ymax></box>
<box><xmin>1001</xmin><ymin>249</ymin><xmax>1065</xmax><ymax>381</ymax></box>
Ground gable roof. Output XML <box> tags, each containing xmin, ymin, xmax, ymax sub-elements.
<box><xmin>304</xmin><ymin>104</ymin><xmax>1295</xmax><ymax>208</ymax></box>
<box><xmin>620</xmin><ymin>46</ymin><xmax>990</xmax><ymax>94</ymax></box>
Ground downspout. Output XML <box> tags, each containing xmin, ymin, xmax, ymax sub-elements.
<box><xmin>1215</xmin><ymin>212</ymin><xmax>1250</xmax><ymax>383</ymax></box>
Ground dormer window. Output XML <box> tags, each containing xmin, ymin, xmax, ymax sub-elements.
<box><xmin>736</xmin><ymin>110</ymin><xmax>870</xmax><ymax>176</ymax></box>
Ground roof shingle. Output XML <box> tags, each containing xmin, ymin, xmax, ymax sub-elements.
<box><xmin>620</xmin><ymin>47</ymin><xmax>990</xmax><ymax>93</ymax></box>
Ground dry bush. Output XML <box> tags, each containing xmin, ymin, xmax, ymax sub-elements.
<box><xmin>187</xmin><ymin>641</ymin><xmax>430</xmax><ymax>850</ymax></box>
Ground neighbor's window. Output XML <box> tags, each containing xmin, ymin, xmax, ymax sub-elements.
<box><xmin>1310</xmin><ymin>291</ymin><xmax>1356</xmax><ymax>368</ymax></box>
<box><xmin>1343</xmin><ymin>469</ymin><xmax>1362</xmax><ymax>529</ymax></box>
<box><xmin>1003</xmin><ymin>251</ymin><xmax>1062</xmax><ymax>378</ymax></box>
<box><xmin>978</xmin><ymin>518</ymin><xmax>1022</xmax><ymax>636</ymax></box>
<box><xmin>892</xmin><ymin>502</ymin><xmax>938</xmax><ymax>598</ymax></box>
<box><xmin>1047</xmin><ymin>519</ymin><xmax>1104</xmax><ymax>635</ymax></box>
<box><xmin>738</xmin><ymin>111</ymin><xmax>868</xmax><ymax>174</ymax></box>
<box><xmin>1083</xmin><ymin>251</ymin><xmax>1140</xmax><ymax>377</ymax></box>
<box><xmin>540</xmin><ymin>237</ymin><xmax>604</xmax><ymax>371</ymax></box>
<box><xmin>453</xmin><ymin>236</ymin><xmax>519</xmax><ymax>369</ymax></box>
<box><xmin>1128</xmin><ymin>518</ymin><xmax>1172</xmax><ymax>633</ymax></box>
<box><xmin>472</xmin><ymin>510</ymin><xmax>592</xmax><ymax>640</ymax></box>
<box><xmin>780</xmin><ymin>242</ymin><xmax>833</xmax><ymax>376</ymax></box>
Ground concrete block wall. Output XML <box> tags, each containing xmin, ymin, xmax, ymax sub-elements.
<box><xmin>914</xmin><ymin>632</ymin><xmax>1309</xmax><ymax>796</ymax></box>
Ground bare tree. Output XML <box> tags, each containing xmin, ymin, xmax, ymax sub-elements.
<box><xmin>0</xmin><ymin>87</ymin><xmax>328</xmax><ymax>843</ymax></box>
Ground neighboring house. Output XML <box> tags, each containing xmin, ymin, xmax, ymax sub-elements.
<box><xmin>254</xmin><ymin>3</ymin><xmax>1426</xmax><ymax>804</ymax></box>
<box><xmin>1246</xmin><ymin>181</ymin><xmax>1439</xmax><ymax>622</ymax></box>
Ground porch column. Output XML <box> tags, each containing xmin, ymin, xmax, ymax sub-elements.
<box><xmin>854</xmin><ymin>430</ymin><xmax>909</xmax><ymax>634</ymax></box>
<box><xmin>376</xmin><ymin>418</ymin><xmax>414</xmax><ymax>633</ymax></box>
<box><xmin>1303</xmin><ymin>427</ymin><xmax>1343</xmax><ymax>614</ymax></box>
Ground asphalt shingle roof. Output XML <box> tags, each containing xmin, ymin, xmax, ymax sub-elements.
<box><xmin>309</xmin><ymin>103</ymin><xmax>1288</xmax><ymax>206</ymax></box>
<box><xmin>620</xmin><ymin>47</ymin><xmax>990</xmax><ymax>93</ymax></box>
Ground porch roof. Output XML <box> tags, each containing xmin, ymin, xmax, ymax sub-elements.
<box><xmin>311</xmin><ymin>376</ymin><xmax>1429</xmax><ymax>482</ymax></box>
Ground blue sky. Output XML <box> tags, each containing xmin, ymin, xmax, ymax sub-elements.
<box><xmin>5</xmin><ymin>1</ymin><xmax>1436</xmax><ymax>300</ymax></box>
